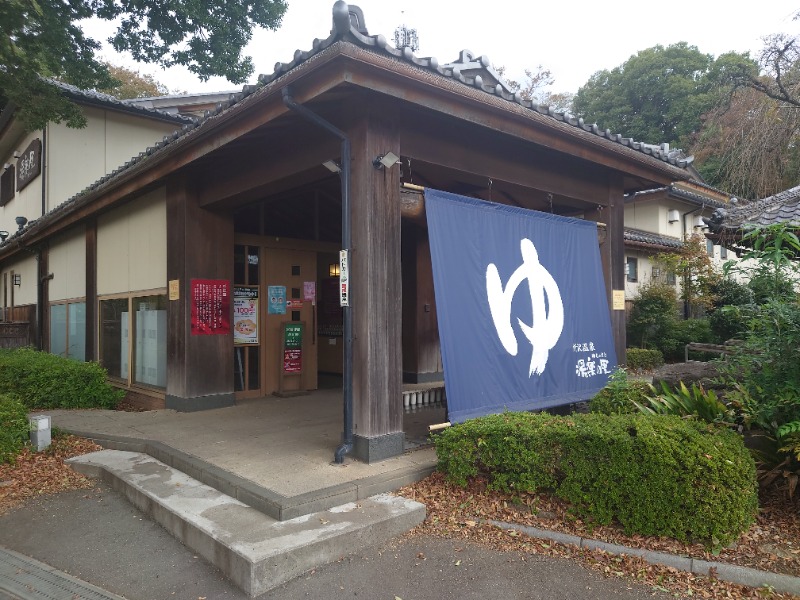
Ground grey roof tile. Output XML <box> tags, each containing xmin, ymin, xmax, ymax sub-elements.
<box><xmin>624</xmin><ymin>228</ymin><xmax>683</xmax><ymax>250</ymax></box>
<box><xmin>50</xmin><ymin>80</ymin><xmax>196</xmax><ymax>125</ymax></box>
<box><xmin>707</xmin><ymin>184</ymin><xmax>800</xmax><ymax>232</ymax></box>
<box><xmin>1</xmin><ymin>2</ymin><xmax>697</xmax><ymax>250</ymax></box>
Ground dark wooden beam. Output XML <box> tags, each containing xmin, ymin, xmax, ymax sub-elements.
<box><xmin>348</xmin><ymin>105</ymin><xmax>404</xmax><ymax>460</ymax></box>
<box><xmin>85</xmin><ymin>220</ymin><xmax>97</xmax><ymax>361</ymax></box>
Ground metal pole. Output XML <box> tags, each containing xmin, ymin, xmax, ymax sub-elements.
<box><xmin>281</xmin><ymin>87</ymin><xmax>353</xmax><ymax>463</ymax></box>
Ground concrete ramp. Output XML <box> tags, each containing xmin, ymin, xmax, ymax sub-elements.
<box><xmin>68</xmin><ymin>450</ymin><xmax>426</xmax><ymax>597</ymax></box>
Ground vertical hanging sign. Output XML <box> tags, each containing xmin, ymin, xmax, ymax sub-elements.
<box><xmin>191</xmin><ymin>279</ymin><xmax>230</xmax><ymax>335</ymax></box>
<box><xmin>283</xmin><ymin>322</ymin><xmax>303</xmax><ymax>373</ymax></box>
<box><xmin>339</xmin><ymin>250</ymin><xmax>349</xmax><ymax>307</ymax></box>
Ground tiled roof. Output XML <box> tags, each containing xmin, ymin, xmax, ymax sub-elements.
<box><xmin>706</xmin><ymin>184</ymin><xmax>800</xmax><ymax>232</ymax></box>
<box><xmin>624</xmin><ymin>228</ymin><xmax>683</xmax><ymax>250</ymax></box>
<box><xmin>260</xmin><ymin>2</ymin><xmax>694</xmax><ymax>168</ymax></box>
<box><xmin>1</xmin><ymin>1</ymin><xmax>697</xmax><ymax>250</ymax></box>
<box><xmin>631</xmin><ymin>184</ymin><xmax>728</xmax><ymax>210</ymax></box>
<box><xmin>51</xmin><ymin>80</ymin><xmax>196</xmax><ymax>125</ymax></box>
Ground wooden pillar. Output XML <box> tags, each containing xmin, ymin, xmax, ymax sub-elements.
<box><xmin>85</xmin><ymin>219</ymin><xmax>97</xmax><ymax>361</ymax></box>
<box><xmin>166</xmin><ymin>176</ymin><xmax>235</xmax><ymax>411</ymax></box>
<box><xmin>608</xmin><ymin>175</ymin><xmax>627</xmax><ymax>365</ymax></box>
<box><xmin>37</xmin><ymin>245</ymin><xmax>48</xmax><ymax>351</ymax></box>
<box><xmin>348</xmin><ymin>109</ymin><xmax>403</xmax><ymax>462</ymax></box>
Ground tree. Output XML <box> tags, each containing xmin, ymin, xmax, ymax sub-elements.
<box><xmin>690</xmin><ymin>86</ymin><xmax>800</xmax><ymax>198</ymax></box>
<box><xmin>98</xmin><ymin>64</ymin><xmax>169</xmax><ymax>100</ymax></box>
<box><xmin>572</xmin><ymin>43</ymin><xmax>749</xmax><ymax>148</ymax></box>
<box><xmin>654</xmin><ymin>233</ymin><xmax>721</xmax><ymax>318</ymax></box>
<box><xmin>688</xmin><ymin>29</ymin><xmax>800</xmax><ymax>198</ymax></box>
<box><xmin>0</xmin><ymin>0</ymin><xmax>287</xmax><ymax>131</ymax></box>
<box><xmin>495</xmin><ymin>65</ymin><xmax>574</xmax><ymax>112</ymax></box>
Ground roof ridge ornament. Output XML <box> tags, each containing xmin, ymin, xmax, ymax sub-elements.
<box><xmin>332</xmin><ymin>2</ymin><xmax>368</xmax><ymax>37</ymax></box>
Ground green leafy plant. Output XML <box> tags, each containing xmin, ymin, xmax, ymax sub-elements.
<box><xmin>0</xmin><ymin>394</ymin><xmax>29</xmax><ymax>464</ymax></box>
<box><xmin>625</xmin><ymin>348</ymin><xmax>664</xmax><ymax>371</ymax></box>
<box><xmin>627</xmin><ymin>282</ymin><xmax>679</xmax><ymax>351</ymax></box>
<box><xmin>589</xmin><ymin>368</ymin><xmax>651</xmax><ymax>415</ymax></box>
<box><xmin>0</xmin><ymin>348</ymin><xmax>123</xmax><ymax>410</ymax></box>
<box><xmin>434</xmin><ymin>411</ymin><xmax>757</xmax><ymax>548</ymax></box>
<box><xmin>634</xmin><ymin>381</ymin><xmax>734</xmax><ymax>426</ymax></box>
<box><xmin>716</xmin><ymin>224</ymin><xmax>800</xmax><ymax>497</ymax></box>
<box><xmin>707</xmin><ymin>278</ymin><xmax>755</xmax><ymax>342</ymax></box>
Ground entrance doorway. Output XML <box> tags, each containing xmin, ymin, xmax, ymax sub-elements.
<box><xmin>233</xmin><ymin>238</ymin><xmax>340</xmax><ymax>399</ymax></box>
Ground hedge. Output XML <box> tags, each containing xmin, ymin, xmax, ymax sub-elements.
<box><xmin>434</xmin><ymin>412</ymin><xmax>757</xmax><ymax>547</ymax></box>
<box><xmin>625</xmin><ymin>348</ymin><xmax>664</xmax><ymax>372</ymax></box>
<box><xmin>0</xmin><ymin>348</ymin><xmax>123</xmax><ymax>410</ymax></box>
<box><xmin>0</xmin><ymin>394</ymin><xmax>29</xmax><ymax>463</ymax></box>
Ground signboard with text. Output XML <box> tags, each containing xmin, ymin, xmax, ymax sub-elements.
<box><xmin>191</xmin><ymin>279</ymin><xmax>230</xmax><ymax>335</ymax></box>
<box><xmin>282</xmin><ymin>322</ymin><xmax>303</xmax><ymax>373</ymax></box>
<box><xmin>233</xmin><ymin>286</ymin><xmax>259</xmax><ymax>345</ymax></box>
<box><xmin>268</xmin><ymin>285</ymin><xmax>286</xmax><ymax>314</ymax></box>
<box><xmin>16</xmin><ymin>139</ymin><xmax>42</xmax><ymax>192</ymax></box>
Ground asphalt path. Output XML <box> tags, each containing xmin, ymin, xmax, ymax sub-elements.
<box><xmin>0</xmin><ymin>483</ymin><xmax>671</xmax><ymax>600</ymax></box>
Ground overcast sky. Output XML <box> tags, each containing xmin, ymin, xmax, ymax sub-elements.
<box><xmin>83</xmin><ymin>1</ymin><xmax>800</xmax><ymax>97</ymax></box>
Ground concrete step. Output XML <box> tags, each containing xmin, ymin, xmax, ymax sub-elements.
<box><xmin>67</xmin><ymin>450</ymin><xmax>426</xmax><ymax>597</ymax></box>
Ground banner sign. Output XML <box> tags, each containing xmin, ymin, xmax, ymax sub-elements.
<box><xmin>267</xmin><ymin>285</ymin><xmax>286</xmax><ymax>314</ymax></box>
<box><xmin>339</xmin><ymin>250</ymin><xmax>349</xmax><ymax>307</ymax></box>
<box><xmin>283</xmin><ymin>323</ymin><xmax>303</xmax><ymax>373</ymax></box>
<box><xmin>233</xmin><ymin>286</ymin><xmax>259</xmax><ymax>345</ymax></box>
<box><xmin>425</xmin><ymin>189</ymin><xmax>617</xmax><ymax>423</ymax></box>
<box><xmin>191</xmin><ymin>279</ymin><xmax>230</xmax><ymax>336</ymax></box>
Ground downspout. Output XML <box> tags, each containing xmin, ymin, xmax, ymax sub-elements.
<box><xmin>38</xmin><ymin>127</ymin><xmax>47</xmax><ymax>349</ymax></box>
<box><xmin>281</xmin><ymin>87</ymin><xmax>353</xmax><ymax>464</ymax></box>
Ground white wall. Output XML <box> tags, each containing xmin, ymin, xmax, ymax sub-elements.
<box><xmin>0</xmin><ymin>130</ymin><xmax>44</xmax><ymax>235</ymax></box>
<box><xmin>49</xmin><ymin>227</ymin><xmax>87</xmax><ymax>301</ymax></box>
<box><xmin>47</xmin><ymin>108</ymin><xmax>177</xmax><ymax>212</ymax></box>
<box><xmin>97</xmin><ymin>187</ymin><xmax>167</xmax><ymax>295</ymax></box>
<box><xmin>0</xmin><ymin>254</ymin><xmax>38</xmax><ymax>306</ymax></box>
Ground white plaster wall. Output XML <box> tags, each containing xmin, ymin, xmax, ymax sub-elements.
<box><xmin>0</xmin><ymin>254</ymin><xmax>38</xmax><ymax>306</ymax></box>
<box><xmin>48</xmin><ymin>227</ymin><xmax>86</xmax><ymax>301</ymax></box>
<box><xmin>46</xmin><ymin>108</ymin><xmax>177</xmax><ymax>212</ymax></box>
<box><xmin>0</xmin><ymin>130</ymin><xmax>44</xmax><ymax>234</ymax></box>
<box><xmin>97</xmin><ymin>188</ymin><xmax>166</xmax><ymax>295</ymax></box>
<box><xmin>104</xmin><ymin>111</ymin><xmax>176</xmax><ymax>175</ymax></box>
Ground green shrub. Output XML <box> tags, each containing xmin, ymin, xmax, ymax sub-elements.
<box><xmin>627</xmin><ymin>283</ymin><xmax>679</xmax><ymax>351</ymax></box>
<box><xmin>589</xmin><ymin>368</ymin><xmax>650</xmax><ymax>415</ymax></box>
<box><xmin>0</xmin><ymin>348</ymin><xmax>123</xmax><ymax>410</ymax></box>
<box><xmin>635</xmin><ymin>381</ymin><xmax>734</xmax><ymax>425</ymax></box>
<box><xmin>625</xmin><ymin>348</ymin><xmax>663</xmax><ymax>371</ymax></box>
<box><xmin>708</xmin><ymin>278</ymin><xmax>754</xmax><ymax>342</ymax></box>
<box><xmin>0</xmin><ymin>394</ymin><xmax>29</xmax><ymax>463</ymax></box>
<box><xmin>435</xmin><ymin>412</ymin><xmax>757</xmax><ymax>548</ymax></box>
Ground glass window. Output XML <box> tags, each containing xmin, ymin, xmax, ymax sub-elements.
<box><xmin>100</xmin><ymin>298</ymin><xmax>129</xmax><ymax>380</ymax></box>
<box><xmin>234</xmin><ymin>245</ymin><xmax>246</xmax><ymax>285</ymax></box>
<box><xmin>50</xmin><ymin>301</ymin><xmax>86</xmax><ymax>361</ymax></box>
<box><xmin>68</xmin><ymin>303</ymin><xmax>86</xmax><ymax>361</ymax></box>
<box><xmin>50</xmin><ymin>304</ymin><xmax>67</xmax><ymax>358</ymax></box>
<box><xmin>133</xmin><ymin>294</ymin><xmax>167</xmax><ymax>388</ymax></box>
<box><xmin>626</xmin><ymin>257</ymin><xmax>638</xmax><ymax>283</ymax></box>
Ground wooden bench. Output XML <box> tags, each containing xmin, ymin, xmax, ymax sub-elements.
<box><xmin>684</xmin><ymin>341</ymin><xmax>741</xmax><ymax>362</ymax></box>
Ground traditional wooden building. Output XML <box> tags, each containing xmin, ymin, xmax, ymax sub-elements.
<box><xmin>0</xmin><ymin>2</ymin><xmax>696</xmax><ymax>461</ymax></box>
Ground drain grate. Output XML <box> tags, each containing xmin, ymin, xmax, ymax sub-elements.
<box><xmin>0</xmin><ymin>547</ymin><xmax>126</xmax><ymax>600</ymax></box>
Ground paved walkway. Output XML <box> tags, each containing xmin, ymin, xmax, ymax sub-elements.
<box><xmin>45</xmin><ymin>389</ymin><xmax>443</xmax><ymax>498</ymax></box>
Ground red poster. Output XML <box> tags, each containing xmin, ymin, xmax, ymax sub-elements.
<box><xmin>283</xmin><ymin>349</ymin><xmax>302</xmax><ymax>373</ymax></box>
<box><xmin>191</xmin><ymin>279</ymin><xmax>231</xmax><ymax>335</ymax></box>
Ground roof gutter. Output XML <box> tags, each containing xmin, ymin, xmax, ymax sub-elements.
<box><xmin>281</xmin><ymin>85</ymin><xmax>353</xmax><ymax>464</ymax></box>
